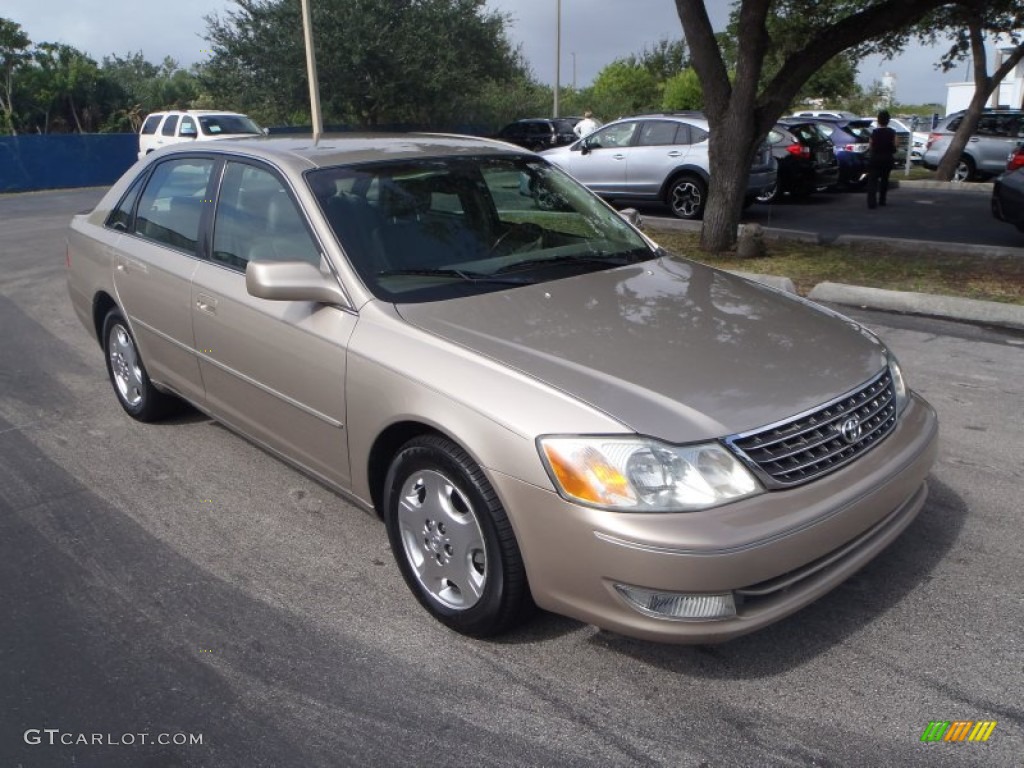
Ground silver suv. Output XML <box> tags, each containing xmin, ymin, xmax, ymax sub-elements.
<box><xmin>541</xmin><ymin>113</ymin><xmax>776</xmax><ymax>219</ymax></box>
<box><xmin>923</xmin><ymin>109</ymin><xmax>1024</xmax><ymax>181</ymax></box>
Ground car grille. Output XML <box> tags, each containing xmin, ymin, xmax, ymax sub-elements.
<box><xmin>728</xmin><ymin>370</ymin><xmax>897</xmax><ymax>488</ymax></box>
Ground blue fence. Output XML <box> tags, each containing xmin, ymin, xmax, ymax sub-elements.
<box><xmin>0</xmin><ymin>134</ymin><xmax>138</xmax><ymax>193</ymax></box>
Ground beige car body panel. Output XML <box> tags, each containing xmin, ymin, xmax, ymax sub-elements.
<box><xmin>67</xmin><ymin>135</ymin><xmax>940</xmax><ymax>644</ymax></box>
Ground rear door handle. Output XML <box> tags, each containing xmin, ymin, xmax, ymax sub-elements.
<box><xmin>195</xmin><ymin>294</ymin><xmax>218</xmax><ymax>315</ymax></box>
<box><xmin>667</xmin><ymin>151</ymin><xmax>683</xmax><ymax>158</ymax></box>
<box><xmin>612</xmin><ymin>153</ymin><xmax>626</xmax><ymax>161</ymax></box>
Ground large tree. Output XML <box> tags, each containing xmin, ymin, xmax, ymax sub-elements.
<box><xmin>919</xmin><ymin>1</ymin><xmax>1024</xmax><ymax>181</ymax></box>
<box><xmin>0</xmin><ymin>18</ymin><xmax>31</xmax><ymax>134</ymax></box>
<box><xmin>202</xmin><ymin>0</ymin><xmax>527</xmax><ymax>128</ymax></box>
<box><xmin>675</xmin><ymin>0</ymin><xmax>956</xmax><ymax>252</ymax></box>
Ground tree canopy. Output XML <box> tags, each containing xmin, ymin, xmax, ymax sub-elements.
<box><xmin>201</xmin><ymin>0</ymin><xmax>528</xmax><ymax>128</ymax></box>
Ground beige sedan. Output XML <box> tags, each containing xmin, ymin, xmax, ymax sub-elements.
<box><xmin>67</xmin><ymin>135</ymin><xmax>938</xmax><ymax>643</ymax></box>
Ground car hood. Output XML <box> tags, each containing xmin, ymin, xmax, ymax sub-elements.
<box><xmin>396</xmin><ymin>258</ymin><xmax>888</xmax><ymax>442</ymax></box>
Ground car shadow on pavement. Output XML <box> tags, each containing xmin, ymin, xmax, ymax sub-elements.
<box><xmin>586</xmin><ymin>477</ymin><xmax>966</xmax><ymax>674</ymax></box>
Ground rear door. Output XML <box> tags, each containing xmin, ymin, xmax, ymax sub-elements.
<box><xmin>191</xmin><ymin>159</ymin><xmax>356</xmax><ymax>487</ymax></box>
<box><xmin>973</xmin><ymin>114</ymin><xmax>1023</xmax><ymax>174</ymax></box>
<box><xmin>624</xmin><ymin>120</ymin><xmax>694</xmax><ymax>197</ymax></box>
<box><xmin>113</xmin><ymin>155</ymin><xmax>215</xmax><ymax>401</ymax></box>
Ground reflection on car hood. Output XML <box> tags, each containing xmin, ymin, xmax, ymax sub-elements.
<box><xmin>397</xmin><ymin>258</ymin><xmax>887</xmax><ymax>442</ymax></box>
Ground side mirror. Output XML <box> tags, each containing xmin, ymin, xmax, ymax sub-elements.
<box><xmin>246</xmin><ymin>260</ymin><xmax>347</xmax><ymax>305</ymax></box>
<box><xmin>617</xmin><ymin>208</ymin><xmax>643</xmax><ymax>230</ymax></box>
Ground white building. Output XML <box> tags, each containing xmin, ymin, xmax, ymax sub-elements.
<box><xmin>944</xmin><ymin>45</ymin><xmax>1024</xmax><ymax>115</ymax></box>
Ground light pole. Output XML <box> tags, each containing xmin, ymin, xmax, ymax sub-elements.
<box><xmin>571</xmin><ymin>51</ymin><xmax>576</xmax><ymax>91</ymax></box>
<box><xmin>553</xmin><ymin>0</ymin><xmax>561</xmax><ymax>118</ymax></box>
<box><xmin>300</xmin><ymin>0</ymin><xmax>323</xmax><ymax>140</ymax></box>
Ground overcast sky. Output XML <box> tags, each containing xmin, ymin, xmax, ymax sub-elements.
<box><xmin>5</xmin><ymin>0</ymin><xmax>963</xmax><ymax>108</ymax></box>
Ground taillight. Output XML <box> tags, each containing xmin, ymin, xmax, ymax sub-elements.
<box><xmin>786</xmin><ymin>142</ymin><xmax>811</xmax><ymax>159</ymax></box>
<box><xmin>926</xmin><ymin>132</ymin><xmax>941</xmax><ymax>150</ymax></box>
<box><xmin>1008</xmin><ymin>148</ymin><xmax>1024</xmax><ymax>172</ymax></box>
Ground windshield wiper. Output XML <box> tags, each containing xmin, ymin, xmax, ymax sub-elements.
<box><xmin>495</xmin><ymin>248</ymin><xmax>652</xmax><ymax>274</ymax></box>
<box><xmin>377</xmin><ymin>267</ymin><xmax>534</xmax><ymax>285</ymax></box>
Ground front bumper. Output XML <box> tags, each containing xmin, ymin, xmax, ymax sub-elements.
<box><xmin>492</xmin><ymin>394</ymin><xmax>938</xmax><ymax>644</ymax></box>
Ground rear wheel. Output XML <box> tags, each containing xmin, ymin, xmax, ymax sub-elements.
<box><xmin>755</xmin><ymin>181</ymin><xmax>779</xmax><ymax>204</ymax></box>
<box><xmin>953</xmin><ymin>155</ymin><xmax>975</xmax><ymax>182</ymax></box>
<box><xmin>666</xmin><ymin>175</ymin><xmax>706</xmax><ymax>220</ymax></box>
<box><xmin>102</xmin><ymin>309</ymin><xmax>175</xmax><ymax>421</ymax></box>
<box><xmin>383</xmin><ymin>435</ymin><xmax>532</xmax><ymax>637</ymax></box>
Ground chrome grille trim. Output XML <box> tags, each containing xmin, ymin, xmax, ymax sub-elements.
<box><xmin>726</xmin><ymin>369</ymin><xmax>897</xmax><ymax>488</ymax></box>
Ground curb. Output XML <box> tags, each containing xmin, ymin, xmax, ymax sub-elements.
<box><xmin>807</xmin><ymin>282</ymin><xmax>1024</xmax><ymax>331</ymax></box>
<box><xmin>645</xmin><ymin>213</ymin><xmax>1024</xmax><ymax>332</ymax></box>
<box><xmin>890</xmin><ymin>179</ymin><xmax>993</xmax><ymax>194</ymax></box>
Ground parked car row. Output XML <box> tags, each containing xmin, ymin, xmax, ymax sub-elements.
<box><xmin>499</xmin><ymin>109</ymin><xmax>928</xmax><ymax>218</ymax></box>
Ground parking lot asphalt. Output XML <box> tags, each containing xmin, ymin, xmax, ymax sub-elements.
<box><xmin>641</xmin><ymin>180</ymin><xmax>1024</xmax><ymax>333</ymax></box>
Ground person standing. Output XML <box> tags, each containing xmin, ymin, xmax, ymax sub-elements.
<box><xmin>573</xmin><ymin>110</ymin><xmax>601</xmax><ymax>139</ymax></box>
<box><xmin>866</xmin><ymin>109</ymin><xmax>897</xmax><ymax>209</ymax></box>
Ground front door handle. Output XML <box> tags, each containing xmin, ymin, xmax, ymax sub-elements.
<box><xmin>195</xmin><ymin>294</ymin><xmax>218</xmax><ymax>315</ymax></box>
<box><xmin>667</xmin><ymin>150</ymin><xmax>683</xmax><ymax>158</ymax></box>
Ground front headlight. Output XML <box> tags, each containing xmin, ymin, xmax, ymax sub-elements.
<box><xmin>538</xmin><ymin>436</ymin><xmax>761</xmax><ymax>512</ymax></box>
<box><xmin>888</xmin><ymin>354</ymin><xmax>909</xmax><ymax>413</ymax></box>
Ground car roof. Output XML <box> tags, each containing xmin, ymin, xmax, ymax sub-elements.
<box><xmin>153</xmin><ymin>133</ymin><xmax>523</xmax><ymax>170</ymax></box>
<box><xmin>612</xmin><ymin>113</ymin><xmax>710</xmax><ymax>129</ymax></box>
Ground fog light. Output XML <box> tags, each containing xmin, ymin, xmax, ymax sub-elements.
<box><xmin>614</xmin><ymin>584</ymin><xmax>736</xmax><ymax>621</ymax></box>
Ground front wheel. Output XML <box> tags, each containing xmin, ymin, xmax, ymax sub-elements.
<box><xmin>666</xmin><ymin>176</ymin><xmax>707</xmax><ymax>220</ymax></box>
<box><xmin>383</xmin><ymin>435</ymin><xmax>532</xmax><ymax>637</ymax></box>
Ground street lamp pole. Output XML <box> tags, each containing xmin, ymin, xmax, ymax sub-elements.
<box><xmin>553</xmin><ymin>0</ymin><xmax>561</xmax><ymax>118</ymax></box>
<box><xmin>300</xmin><ymin>0</ymin><xmax>323</xmax><ymax>140</ymax></box>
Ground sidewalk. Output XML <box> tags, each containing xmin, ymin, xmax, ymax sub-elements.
<box><xmin>645</xmin><ymin>180</ymin><xmax>1024</xmax><ymax>332</ymax></box>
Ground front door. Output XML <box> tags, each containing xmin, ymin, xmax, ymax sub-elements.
<box><xmin>192</xmin><ymin>160</ymin><xmax>355</xmax><ymax>487</ymax></box>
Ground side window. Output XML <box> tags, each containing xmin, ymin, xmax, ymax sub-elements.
<box><xmin>638</xmin><ymin>121</ymin><xmax>679</xmax><ymax>147</ymax></box>
<box><xmin>140</xmin><ymin>114</ymin><xmax>161</xmax><ymax>135</ymax></box>
<box><xmin>134</xmin><ymin>158</ymin><xmax>215</xmax><ymax>252</ymax></box>
<box><xmin>161</xmin><ymin>115</ymin><xmax>179</xmax><ymax>136</ymax></box>
<box><xmin>689</xmin><ymin>126</ymin><xmax>708</xmax><ymax>143</ymax></box>
<box><xmin>179</xmin><ymin>116</ymin><xmax>197</xmax><ymax>137</ymax></box>
<box><xmin>105</xmin><ymin>173</ymin><xmax>147</xmax><ymax>232</ymax></box>
<box><xmin>976</xmin><ymin>116</ymin><xmax>997</xmax><ymax>136</ymax></box>
<box><xmin>587</xmin><ymin>121</ymin><xmax>639</xmax><ymax>149</ymax></box>
<box><xmin>947</xmin><ymin>117</ymin><xmax>963</xmax><ymax>132</ymax></box>
<box><xmin>212</xmin><ymin>162</ymin><xmax>320</xmax><ymax>271</ymax></box>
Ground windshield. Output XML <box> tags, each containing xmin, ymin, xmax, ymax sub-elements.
<box><xmin>198</xmin><ymin>115</ymin><xmax>262</xmax><ymax>136</ymax></box>
<box><xmin>307</xmin><ymin>155</ymin><xmax>654</xmax><ymax>303</ymax></box>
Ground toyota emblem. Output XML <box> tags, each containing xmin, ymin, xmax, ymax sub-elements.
<box><xmin>838</xmin><ymin>416</ymin><xmax>862</xmax><ymax>444</ymax></box>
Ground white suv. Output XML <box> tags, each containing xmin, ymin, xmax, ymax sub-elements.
<box><xmin>137</xmin><ymin>110</ymin><xmax>263</xmax><ymax>159</ymax></box>
<box><xmin>541</xmin><ymin>113</ymin><xmax>776</xmax><ymax>219</ymax></box>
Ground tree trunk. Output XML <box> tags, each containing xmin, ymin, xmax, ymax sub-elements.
<box><xmin>701</xmin><ymin>109</ymin><xmax>759</xmax><ymax>252</ymax></box>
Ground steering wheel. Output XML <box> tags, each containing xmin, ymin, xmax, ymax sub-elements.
<box><xmin>487</xmin><ymin>222</ymin><xmax>543</xmax><ymax>258</ymax></box>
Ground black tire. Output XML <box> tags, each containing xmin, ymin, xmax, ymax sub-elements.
<box><xmin>383</xmin><ymin>434</ymin><xmax>533</xmax><ymax>637</ymax></box>
<box><xmin>101</xmin><ymin>309</ymin><xmax>174</xmax><ymax>421</ymax></box>
<box><xmin>666</xmin><ymin>175</ymin><xmax>707</xmax><ymax>220</ymax></box>
<box><xmin>755</xmin><ymin>181</ymin><xmax>779</xmax><ymax>204</ymax></box>
<box><xmin>953</xmin><ymin>155</ymin><xmax>975</xmax><ymax>183</ymax></box>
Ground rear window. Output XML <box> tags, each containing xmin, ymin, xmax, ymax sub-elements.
<box><xmin>198</xmin><ymin>114</ymin><xmax>262</xmax><ymax>136</ymax></box>
<box><xmin>788</xmin><ymin>124</ymin><xmax>824</xmax><ymax>145</ymax></box>
<box><xmin>140</xmin><ymin>114</ymin><xmax>161</xmax><ymax>135</ymax></box>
